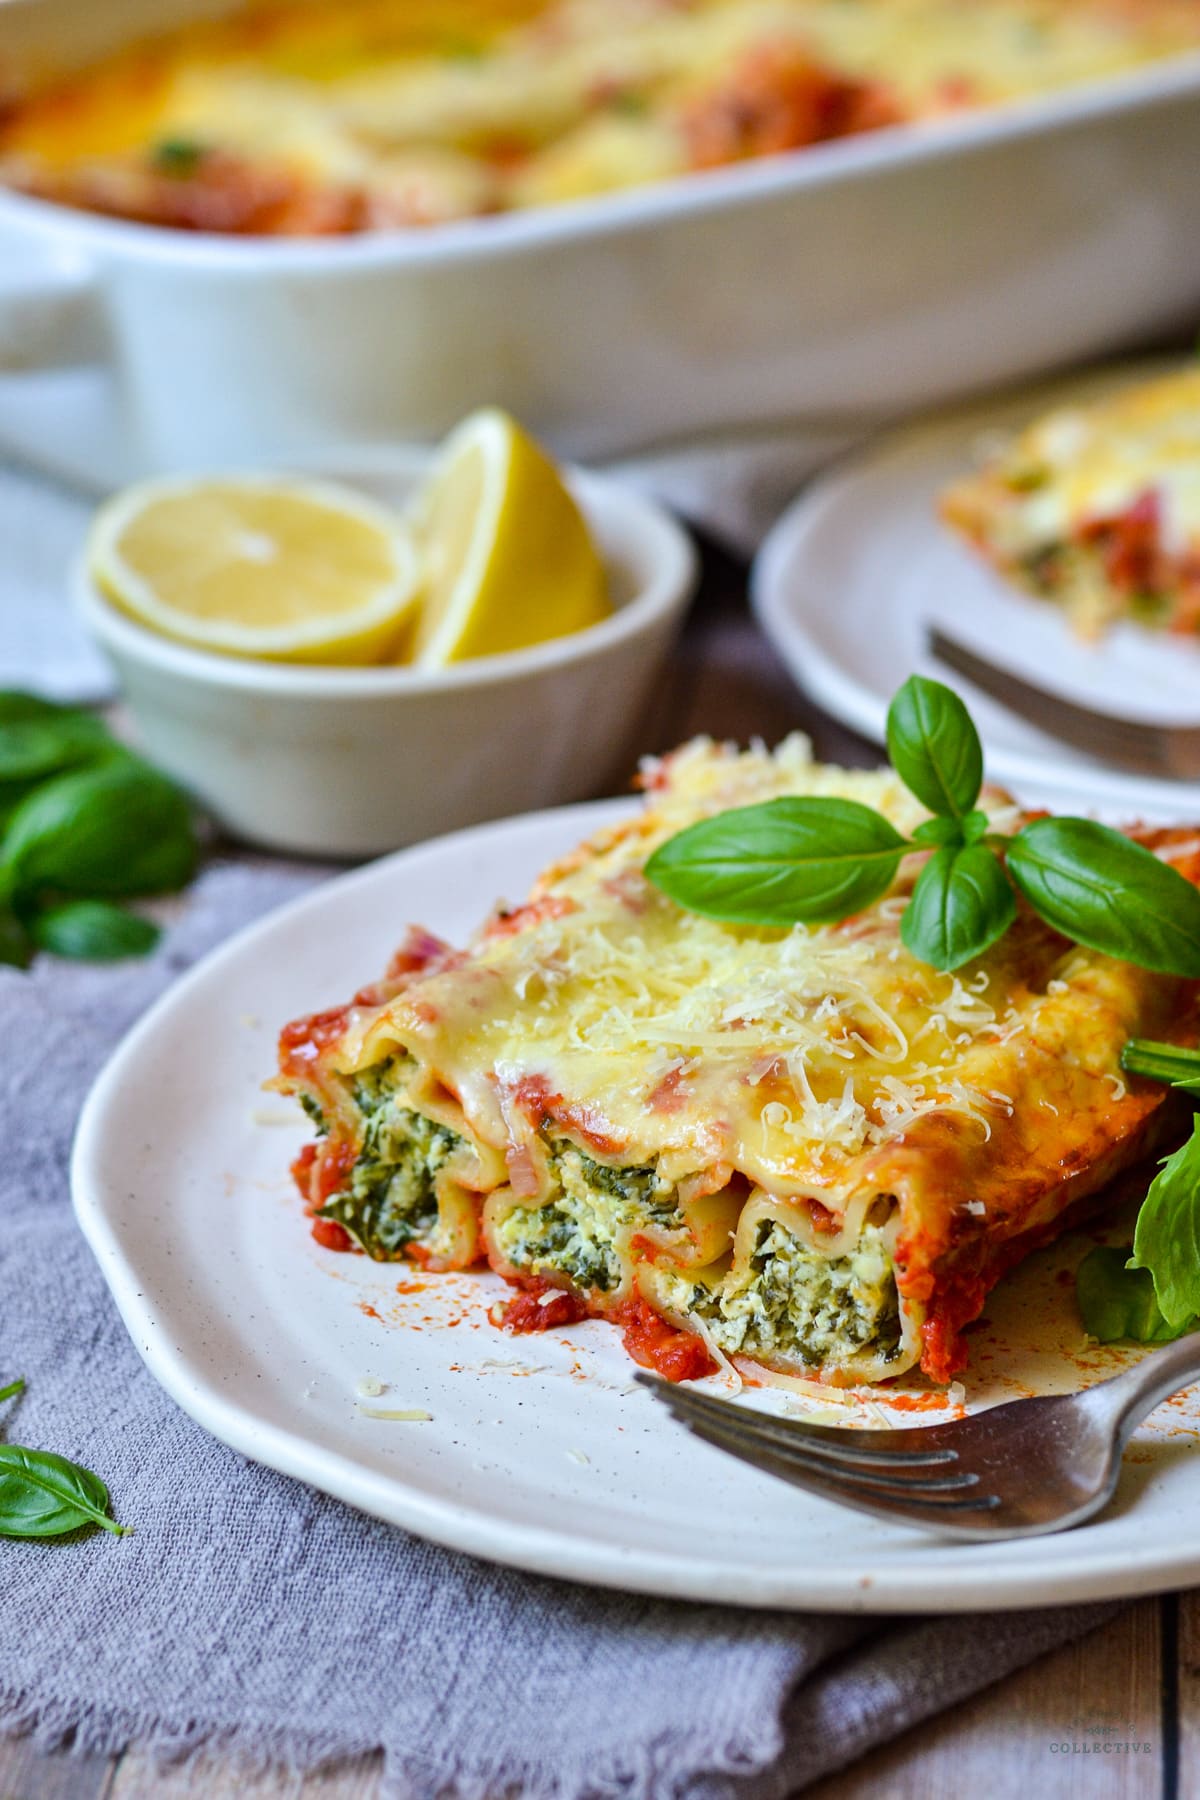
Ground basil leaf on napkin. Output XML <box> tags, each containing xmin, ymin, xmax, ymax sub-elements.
<box><xmin>1007</xmin><ymin>818</ymin><xmax>1200</xmax><ymax>977</ymax></box>
<box><xmin>0</xmin><ymin>1444</ymin><xmax>128</xmax><ymax>1539</ymax></box>
<box><xmin>645</xmin><ymin>797</ymin><xmax>908</xmax><ymax>926</ymax></box>
<box><xmin>2</xmin><ymin>758</ymin><xmax>197</xmax><ymax>900</ymax></box>
<box><xmin>33</xmin><ymin>899</ymin><xmax>160</xmax><ymax>962</ymax></box>
<box><xmin>0</xmin><ymin>1377</ymin><xmax>128</xmax><ymax>1540</ymax></box>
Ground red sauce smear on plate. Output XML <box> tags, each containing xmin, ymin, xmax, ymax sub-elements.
<box><xmin>616</xmin><ymin>1300</ymin><xmax>717</xmax><ymax>1383</ymax></box>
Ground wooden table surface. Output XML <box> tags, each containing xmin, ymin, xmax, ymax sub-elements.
<box><xmin>5</xmin><ymin>539</ymin><xmax>1197</xmax><ymax>1800</ymax></box>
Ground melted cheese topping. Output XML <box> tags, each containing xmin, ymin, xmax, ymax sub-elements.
<box><xmin>4</xmin><ymin>0</ymin><xmax>1198</xmax><ymax>228</ymax></box>
<box><xmin>330</xmin><ymin>737</ymin><xmax>1183</xmax><ymax>1260</ymax></box>
<box><xmin>959</xmin><ymin>367</ymin><xmax>1200</xmax><ymax>559</ymax></box>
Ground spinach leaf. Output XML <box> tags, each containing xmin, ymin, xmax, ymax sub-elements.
<box><xmin>1007</xmin><ymin>818</ymin><xmax>1200</xmax><ymax>977</ymax></box>
<box><xmin>1</xmin><ymin>758</ymin><xmax>197</xmax><ymax>900</ymax></box>
<box><xmin>0</xmin><ymin>1444</ymin><xmax>128</xmax><ymax>1538</ymax></box>
<box><xmin>900</xmin><ymin>842</ymin><xmax>1016</xmax><ymax>971</ymax></box>
<box><xmin>1128</xmin><ymin>1121</ymin><xmax>1200</xmax><ymax>1330</ymax></box>
<box><xmin>644</xmin><ymin>797</ymin><xmax>909</xmax><ymax>926</ymax></box>
<box><xmin>33</xmin><ymin>900</ymin><xmax>160</xmax><ymax>961</ymax></box>
<box><xmin>1075</xmin><ymin>1246</ymin><xmax>1190</xmax><ymax>1343</ymax></box>
<box><xmin>885</xmin><ymin>675</ymin><xmax>983</xmax><ymax>821</ymax></box>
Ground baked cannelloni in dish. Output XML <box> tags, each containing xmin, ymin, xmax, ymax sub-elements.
<box><xmin>942</xmin><ymin>365</ymin><xmax>1200</xmax><ymax>640</ymax></box>
<box><xmin>274</xmin><ymin>738</ymin><xmax>1200</xmax><ymax>1386</ymax></box>
<box><xmin>5</xmin><ymin>0</ymin><xmax>1200</xmax><ymax>234</ymax></box>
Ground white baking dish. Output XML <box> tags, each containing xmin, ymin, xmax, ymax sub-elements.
<box><xmin>3</xmin><ymin>0</ymin><xmax>1200</xmax><ymax>485</ymax></box>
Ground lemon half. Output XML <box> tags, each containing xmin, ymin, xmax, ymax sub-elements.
<box><xmin>408</xmin><ymin>408</ymin><xmax>609</xmax><ymax>667</ymax></box>
<box><xmin>88</xmin><ymin>474</ymin><xmax>419</xmax><ymax>664</ymax></box>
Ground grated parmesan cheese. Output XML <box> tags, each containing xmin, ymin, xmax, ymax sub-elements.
<box><xmin>355</xmin><ymin>1404</ymin><xmax>432</xmax><ymax>1421</ymax></box>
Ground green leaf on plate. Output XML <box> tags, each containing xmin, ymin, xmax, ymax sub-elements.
<box><xmin>1129</xmin><ymin>1120</ymin><xmax>1200</xmax><ymax>1330</ymax></box>
<box><xmin>645</xmin><ymin>796</ymin><xmax>909</xmax><ymax>926</ymax></box>
<box><xmin>900</xmin><ymin>841</ymin><xmax>1016</xmax><ymax>972</ymax></box>
<box><xmin>1075</xmin><ymin>1246</ymin><xmax>1189</xmax><ymax>1344</ymax></box>
<box><xmin>885</xmin><ymin>675</ymin><xmax>983</xmax><ymax>821</ymax></box>
<box><xmin>1007</xmin><ymin>817</ymin><xmax>1200</xmax><ymax>977</ymax></box>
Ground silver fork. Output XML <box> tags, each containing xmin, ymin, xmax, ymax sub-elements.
<box><xmin>637</xmin><ymin>1332</ymin><xmax>1200</xmax><ymax>1540</ymax></box>
<box><xmin>926</xmin><ymin>625</ymin><xmax>1200</xmax><ymax>779</ymax></box>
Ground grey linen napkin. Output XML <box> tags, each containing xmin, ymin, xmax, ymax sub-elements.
<box><xmin>0</xmin><ymin>860</ymin><xmax>1120</xmax><ymax>1798</ymax></box>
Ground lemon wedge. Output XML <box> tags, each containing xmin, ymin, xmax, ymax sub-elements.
<box><xmin>408</xmin><ymin>409</ymin><xmax>609</xmax><ymax>667</ymax></box>
<box><xmin>87</xmin><ymin>475</ymin><xmax>419</xmax><ymax>664</ymax></box>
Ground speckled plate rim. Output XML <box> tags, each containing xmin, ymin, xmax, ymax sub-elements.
<box><xmin>72</xmin><ymin>798</ymin><xmax>1200</xmax><ymax>1613</ymax></box>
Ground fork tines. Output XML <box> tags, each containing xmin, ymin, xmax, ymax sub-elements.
<box><xmin>637</xmin><ymin>1372</ymin><xmax>1001</xmax><ymax>1515</ymax></box>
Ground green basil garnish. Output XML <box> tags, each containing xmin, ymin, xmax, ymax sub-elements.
<box><xmin>644</xmin><ymin>796</ymin><xmax>908</xmax><ymax>927</ymax></box>
<box><xmin>0</xmin><ymin>1376</ymin><xmax>127</xmax><ymax>1540</ymax></box>
<box><xmin>1121</xmin><ymin>1040</ymin><xmax>1200</xmax><ymax>1096</ymax></box>
<box><xmin>32</xmin><ymin>899</ymin><xmax>160</xmax><ymax>961</ymax></box>
<box><xmin>644</xmin><ymin>674</ymin><xmax>1200</xmax><ymax>978</ymax></box>
<box><xmin>0</xmin><ymin>691</ymin><xmax>199</xmax><ymax>965</ymax></box>
<box><xmin>1006</xmin><ymin>818</ymin><xmax>1200</xmax><ymax>977</ymax></box>
<box><xmin>2</xmin><ymin>757</ymin><xmax>196</xmax><ymax>899</ymax></box>
<box><xmin>1075</xmin><ymin>1247</ymin><xmax>1189</xmax><ymax>1344</ymax></box>
<box><xmin>1128</xmin><ymin>1120</ymin><xmax>1200</xmax><ymax>1332</ymax></box>
<box><xmin>885</xmin><ymin>673</ymin><xmax>983</xmax><ymax>821</ymax></box>
<box><xmin>900</xmin><ymin>841</ymin><xmax>1016</xmax><ymax>972</ymax></box>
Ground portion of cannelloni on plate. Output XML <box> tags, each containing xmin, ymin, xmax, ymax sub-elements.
<box><xmin>274</xmin><ymin>737</ymin><xmax>1200</xmax><ymax>1387</ymax></box>
<box><xmin>942</xmin><ymin>364</ymin><xmax>1200</xmax><ymax>640</ymax></box>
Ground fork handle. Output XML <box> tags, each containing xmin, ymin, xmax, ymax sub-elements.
<box><xmin>1088</xmin><ymin>1331</ymin><xmax>1200</xmax><ymax>1446</ymax></box>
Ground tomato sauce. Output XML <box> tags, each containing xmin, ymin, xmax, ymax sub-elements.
<box><xmin>494</xmin><ymin>1281</ymin><xmax>590</xmax><ymax>1333</ymax></box>
<box><xmin>616</xmin><ymin>1299</ymin><xmax>717</xmax><ymax>1383</ymax></box>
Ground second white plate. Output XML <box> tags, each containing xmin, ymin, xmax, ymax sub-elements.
<box><xmin>752</xmin><ymin>361</ymin><xmax>1200</xmax><ymax>820</ymax></box>
<box><xmin>72</xmin><ymin>798</ymin><xmax>1200</xmax><ymax>1613</ymax></box>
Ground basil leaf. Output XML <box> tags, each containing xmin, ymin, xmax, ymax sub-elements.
<box><xmin>911</xmin><ymin>816</ymin><xmax>963</xmax><ymax>849</ymax></box>
<box><xmin>900</xmin><ymin>842</ymin><xmax>1016</xmax><ymax>971</ymax></box>
<box><xmin>1007</xmin><ymin>818</ymin><xmax>1200</xmax><ymax>976</ymax></box>
<box><xmin>886</xmin><ymin>675</ymin><xmax>983</xmax><ymax>820</ymax></box>
<box><xmin>0</xmin><ymin>1443</ymin><xmax>128</xmax><ymax>1538</ymax></box>
<box><xmin>961</xmin><ymin>809</ymin><xmax>990</xmax><ymax>845</ymax></box>
<box><xmin>0</xmin><ymin>1376</ymin><xmax>25</xmax><ymax>1405</ymax></box>
<box><xmin>0</xmin><ymin>691</ymin><xmax>77</xmax><ymax>725</ymax></box>
<box><xmin>1121</xmin><ymin>1039</ymin><xmax>1200</xmax><ymax>1097</ymax></box>
<box><xmin>0</xmin><ymin>714</ymin><xmax>112</xmax><ymax>784</ymax></box>
<box><xmin>33</xmin><ymin>899</ymin><xmax>160</xmax><ymax>962</ymax></box>
<box><xmin>0</xmin><ymin>908</ymin><xmax>32</xmax><ymax>969</ymax></box>
<box><xmin>1129</xmin><ymin>1120</ymin><xmax>1200</xmax><ymax>1329</ymax></box>
<box><xmin>1075</xmin><ymin>1246</ymin><xmax>1190</xmax><ymax>1343</ymax></box>
<box><xmin>1</xmin><ymin>759</ymin><xmax>197</xmax><ymax>900</ymax></box>
<box><xmin>645</xmin><ymin>797</ymin><xmax>908</xmax><ymax>926</ymax></box>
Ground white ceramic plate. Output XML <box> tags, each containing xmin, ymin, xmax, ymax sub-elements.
<box><xmin>73</xmin><ymin>799</ymin><xmax>1200</xmax><ymax>1613</ymax></box>
<box><xmin>752</xmin><ymin>360</ymin><xmax>1200</xmax><ymax>821</ymax></box>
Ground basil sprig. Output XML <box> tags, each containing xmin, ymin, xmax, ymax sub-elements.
<box><xmin>645</xmin><ymin>674</ymin><xmax>1200</xmax><ymax>975</ymax></box>
<box><xmin>0</xmin><ymin>1376</ymin><xmax>128</xmax><ymax>1540</ymax></box>
<box><xmin>1076</xmin><ymin>1044</ymin><xmax>1200</xmax><ymax>1345</ymax></box>
<box><xmin>0</xmin><ymin>691</ymin><xmax>198</xmax><ymax>967</ymax></box>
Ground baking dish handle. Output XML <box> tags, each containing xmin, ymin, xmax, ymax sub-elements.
<box><xmin>0</xmin><ymin>249</ymin><xmax>103</xmax><ymax>369</ymax></box>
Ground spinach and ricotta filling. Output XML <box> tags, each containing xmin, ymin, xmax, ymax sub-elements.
<box><xmin>673</xmin><ymin>1219</ymin><xmax>902</xmax><ymax>1367</ymax></box>
<box><xmin>317</xmin><ymin>1062</ymin><xmax>462</xmax><ymax>1260</ymax></box>
<box><xmin>493</xmin><ymin>1145</ymin><xmax>683</xmax><ymax>1293</ymax></box>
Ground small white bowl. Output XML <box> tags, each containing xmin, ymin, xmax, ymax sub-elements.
<box><xmin>75</xmin><ymin>464</ymin><xmax>697</xmax><ymax>857</ymax></box>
